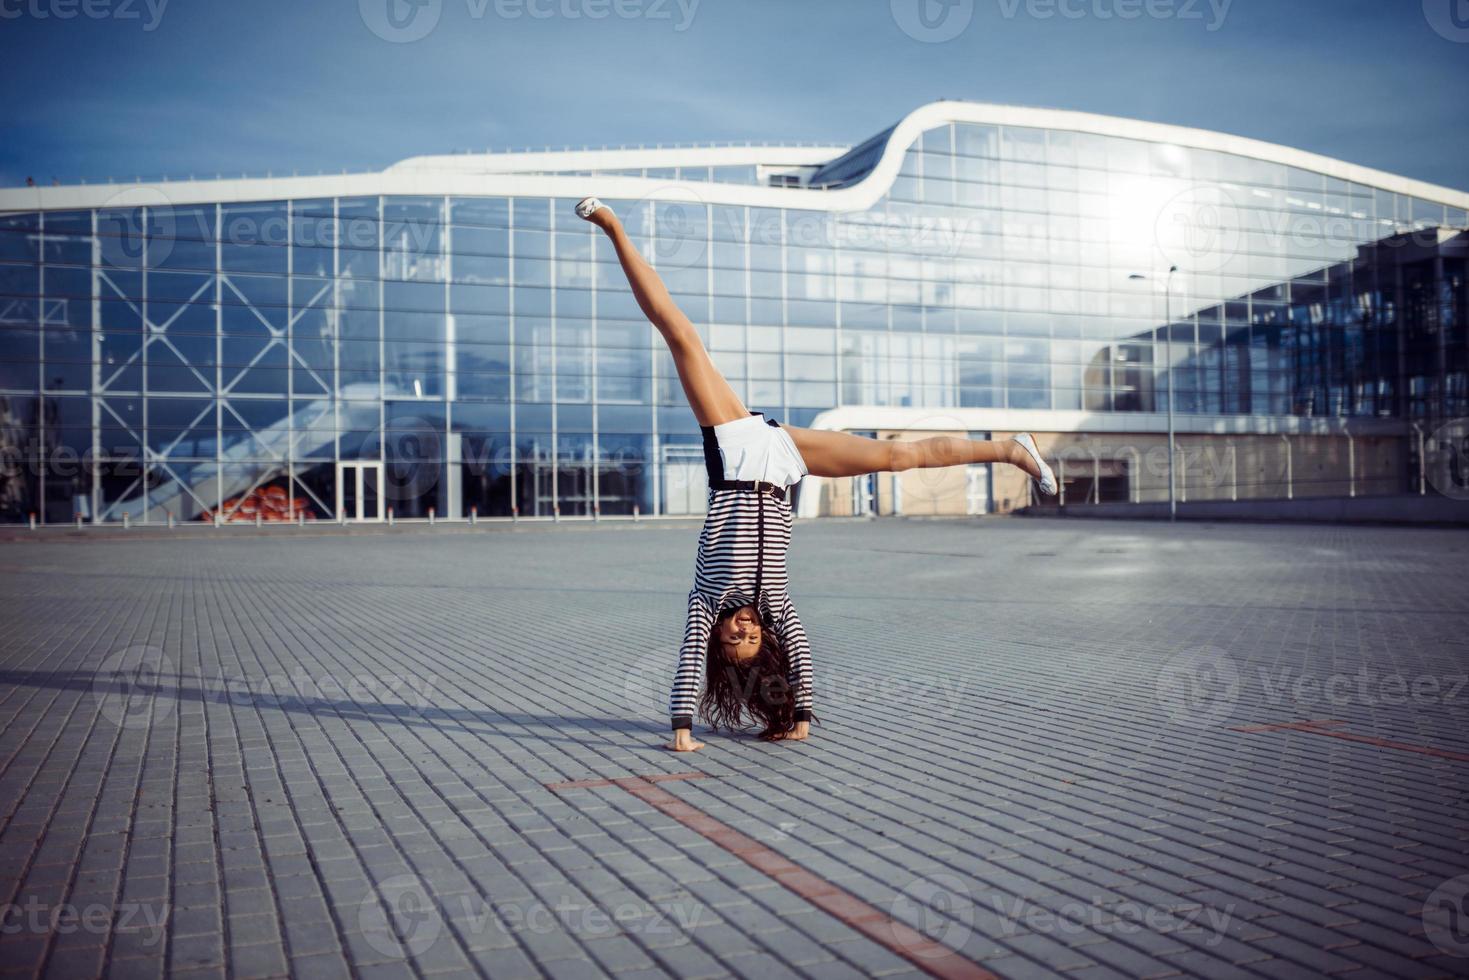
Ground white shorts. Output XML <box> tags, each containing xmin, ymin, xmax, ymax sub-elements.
<box><xmin>712</xmin><ymin>414</ymin><xmax>809</xmax><ymax>488</ymax></box>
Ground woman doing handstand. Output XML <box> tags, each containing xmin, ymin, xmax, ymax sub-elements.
<box><xmin>575</xmin><ymin>197</ymin><xmax>1056</xmax><ymax>752</ymax></box>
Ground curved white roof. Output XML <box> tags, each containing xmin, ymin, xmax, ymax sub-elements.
<box><xmin>4</xmin><ymin>100</ymin><xmax>1467</xmax><ymax>213</ymax></box>
<box><xmin>386</xmin><ymin>144</ymin><xmax>848</xmax><ymax>175</ymax></box>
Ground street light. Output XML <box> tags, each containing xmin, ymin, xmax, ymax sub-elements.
<box><xmin>1129</xmin><ymin>265</ymin><xmax>1179</xmax><ymax>521</ymax></box>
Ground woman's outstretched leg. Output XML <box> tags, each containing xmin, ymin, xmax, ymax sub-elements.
<box><xmin>786</xmin><ymin>426</ymin><xmax>1055</xmax><ymax>491</ymax></box>
<box><xmin>577</xmin><ymin>198</ymin><xmax>748</xmax><ymax>428</ymax></box>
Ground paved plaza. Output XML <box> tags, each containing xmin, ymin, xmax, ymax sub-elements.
<box><xmin>1</xmin><ymin>516</ymin><xmax>1467</xmax><ymax>979</ymax></box>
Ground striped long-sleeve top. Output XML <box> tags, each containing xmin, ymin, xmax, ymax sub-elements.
<box><xmin>669</xmin><ymin>476</ymin><xmax>815</xmax><ymax>731</ymax></box>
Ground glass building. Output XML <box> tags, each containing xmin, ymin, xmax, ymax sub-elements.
<box><xmin>1</xmin><ymin>101</ymin><xmax>1466</xmax><ymax>524</ymax></box>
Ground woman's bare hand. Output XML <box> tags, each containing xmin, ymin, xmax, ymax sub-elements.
<box><xmin>666</xmin><ymin>730</ymin><xmax>704</xmax><ymax>752</ymax></box>
<box><xmin>775</xmin><ymin>721</ymin><xmax>810</xmax><ymax>742</ymax></box>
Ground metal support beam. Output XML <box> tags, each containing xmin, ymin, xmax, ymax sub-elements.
<box><xmin>1280</xmin><ymin>434</ymin><xmax>1293</xmax><ymax>500</ymax></box>
<box><xmin>1346</xmin><ymin>427</ymin><xmax>1356</xmax><ymax>498</ymax></box>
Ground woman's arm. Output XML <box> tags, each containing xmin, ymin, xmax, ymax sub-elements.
<box><xmin>769</xmin><ymin>592</ymin><xmax>814</xmax><ymax>741</ymax></box>
<box><xmin>669</xmin><ymin>590</ymin><xmax>714</xmax><ymax>751</ymax></box>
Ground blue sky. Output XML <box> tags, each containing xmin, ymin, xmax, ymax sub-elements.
<box><xmin>3</xmin><ymin>0</ymin><xmax>1467</xmax><ymax>191</ymax></box>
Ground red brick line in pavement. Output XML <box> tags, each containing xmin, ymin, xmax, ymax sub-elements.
<box><xmin>1231</xmin><ymin>718</ymin><xmax>1469</xmax><ymax>762</ymax></box>
<box><xmin>546</xmin><ymin>773</ymin><xmax>999</xmax><ymax>980</ymax></box>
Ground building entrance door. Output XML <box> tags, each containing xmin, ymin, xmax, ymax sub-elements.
<box><xmin>966</xmin><ymin>465</ymin><xmax>991</xmax><ymax>515</ymax></box>
<box><xmin>336</xmin><ymin>462</ymin><xmax>384</xmax><ymax>522</ymax></box>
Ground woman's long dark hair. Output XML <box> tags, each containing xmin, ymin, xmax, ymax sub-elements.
<box><xmin>700</xmin><ymin>606</ymin><xmax>797</xmax><ymax>740</ymax></box>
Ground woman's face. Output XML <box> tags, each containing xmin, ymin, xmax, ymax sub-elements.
<box><xmin>718</xmin><ymin>605</ymin><xmax>762</xmax><ymax>663</ymax></box>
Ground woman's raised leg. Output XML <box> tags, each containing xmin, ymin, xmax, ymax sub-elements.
<box><xmin>577</xmin><ymin>199</ymin><xmax>748</xmax><ymax>427</ymax></box>
<box><xmin>785</xmin><ymin>426</ymin><xmax>1046</xmax><ymax>482</ymax></box>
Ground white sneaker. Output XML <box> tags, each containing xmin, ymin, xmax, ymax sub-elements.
<box><xmin>1012</xmin><ymin>433</ymin><xmax>1057</xmax><ymax>496</ymax></box>
<box><xmin>574</xmin><ymin>197</ymin><xmax>608</xmax><ymax>220</ymax></box>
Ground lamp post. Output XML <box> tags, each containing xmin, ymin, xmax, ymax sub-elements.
<box><xmin>1130</xmin><ymin>266</ymin><xmax>1179</xmax><ymax>521</ymax></box>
